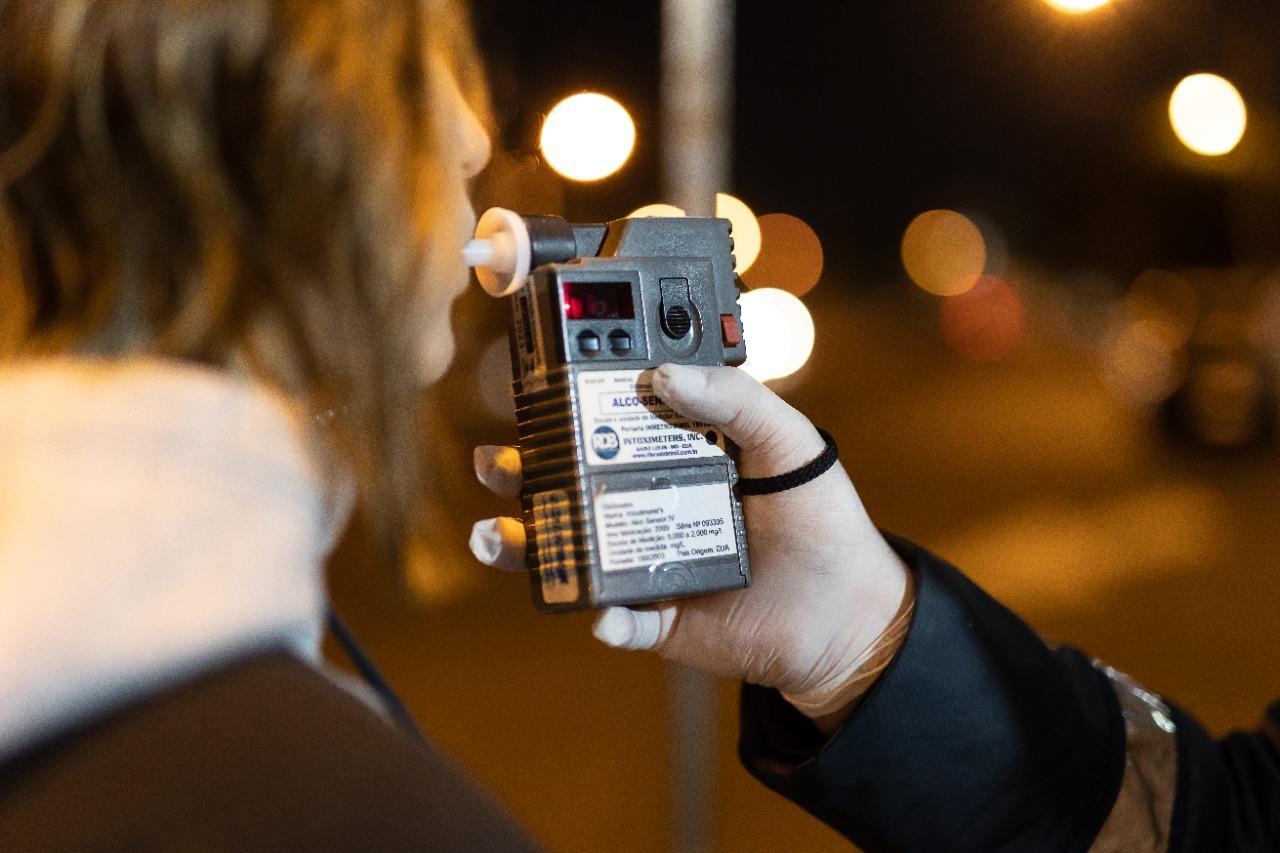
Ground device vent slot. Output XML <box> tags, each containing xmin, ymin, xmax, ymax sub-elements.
<box><xmin>513</xmin><ymin>368</ymin><xmax>578</xmax><ymax>494</ymax></box>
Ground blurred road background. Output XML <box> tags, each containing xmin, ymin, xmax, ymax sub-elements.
<box><xmin>327</xmin><ymin>1</ymin><xmax>1280</xmax><ymax>850</ymax></box>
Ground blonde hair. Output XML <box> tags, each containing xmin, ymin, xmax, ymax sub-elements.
<box><xmin>0</xmin><ymin>0</ymin><xmax>489</xmax><ymax>556</ymax></box>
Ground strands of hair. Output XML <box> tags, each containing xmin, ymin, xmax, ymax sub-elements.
<box><xmin>0</xmin><ymin>0</ymin><xmax>486</xmax><ymax>565</ymax></box>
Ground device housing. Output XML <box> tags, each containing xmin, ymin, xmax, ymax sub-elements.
<box><xmin>507</xmin><ymin>215</ymin><xmax>751</xmax><ymax>612</ymax></box>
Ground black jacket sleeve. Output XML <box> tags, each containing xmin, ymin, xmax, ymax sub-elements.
<box><xmin>739</xmin><ymin>535</ymin><xmax>1280</xmax><ymax>852</ymax></box>
<box><xmin>1169</xmin><ymin>700</ymin><xmax>1280</xmax><ymax>852</ymax></box>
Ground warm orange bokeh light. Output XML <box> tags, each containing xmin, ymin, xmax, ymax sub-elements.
<box><xmin>902</xmin><ymin>210</ymin><xmax>986</xmax><ymax>297</ymax></box>
<box><xmin>939</xmin><ymin>276</ymin><xmax>1024</xmax><ymax>361</ymax></box>
<box><xmin>1042</xmin><ymin>0</ymin><xmax>1113</xmax><ymax>13</ymax></box>
<box><xmin>1101</xmin><ymin>319</ymin><xmax>1184</xmax><ymax>406</ymax></box>
<box><xmin>1127</xmin><ymin>269</ymin><xmax>1199</xmax><ymax>348</ymax></box>
<box><xmin>740</xmin><ymin>213</ymin><xmax>824</xmax><ymax>297</ymax></box>
<box><xmin>715</xmin><ymin>193</ymin><xmax>762</xmax><ymax>273</ymax></box>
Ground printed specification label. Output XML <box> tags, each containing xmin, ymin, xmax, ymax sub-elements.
<box><xmin>577</xmin><ymin>369</ymin><xmax>725</xmax><ymax>466</ymax></box>
<box><xmin>593</xmin><ymin>482</ymin><xmax>738</xmax><ymax>572</ymax></box>
<box><xmin>531</xmin><ymin>491</ymin><xmax>579</xmax><ymax>604</ymax></box>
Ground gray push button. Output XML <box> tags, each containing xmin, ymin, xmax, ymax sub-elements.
<box><xmin>607</xmin><ymin>329</ymin><xmax>632</xmax><ymax>354</ymax></box>
<box><xmin>577</xmin><ymin>330</ymin><xmax>601</xmax><ymax>354</ymax></box>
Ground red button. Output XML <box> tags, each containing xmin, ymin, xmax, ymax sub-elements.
<box><xmin>720</xmin><ymin>314</ymin><xmax>742</xmax><ymax>347</ymax></box>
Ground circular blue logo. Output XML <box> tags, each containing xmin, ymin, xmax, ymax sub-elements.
<box><xmin>591</xmin><ymin>426</ymin><xmax>621</xmax><ymax>460</ymax></box>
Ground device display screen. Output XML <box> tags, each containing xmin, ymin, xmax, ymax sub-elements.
<box><xmin>562</xmin><ymin>281</ymin><xmax>635</xmax><ymax>320</ymax></box>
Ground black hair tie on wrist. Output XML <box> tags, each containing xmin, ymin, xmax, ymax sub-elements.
<box><xmin>736</xmin><ymin>428</ymin><xmax>839</xmax><ymax>496</ymax></box>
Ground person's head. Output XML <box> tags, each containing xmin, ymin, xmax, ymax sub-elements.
<box><xmin>0</xmin><ymin>0</ymin><xmax>492</xmax><ymax>552</ymax></box>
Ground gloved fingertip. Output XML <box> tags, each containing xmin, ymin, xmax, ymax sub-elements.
<box><xmin>474</xmin><ymin>446</ymin><xmax>522</xmax><ymax>498</ymax></box>
<box><xmin>468</xmin><ymin>518</ymin><xmax>501</xmax><ymax>564</ymax></box>
<box><xmin>473</xmin><ymin>445</ymin><xmax>496</xmax><ymax>482</ymax></box>
<box><xmin>592</xmin><ymin>607</ymin><xmax>643</xmax><ymax>650</ymax></box>
<box><xmin>632</xmin><ymin>608</ymin><xmax>662</xmax><ymax>649</ymax></box>
<box><xmin>593</xmin><ymin>607</ymin><xmax>663</xmax><ymax>651</ymax></box>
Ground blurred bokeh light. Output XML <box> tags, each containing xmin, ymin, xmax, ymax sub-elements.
<box><xmin>1041</xmin><ymin>0</ymin><xmax>1114</xmax><ymax>13</ymax></box>
<box><xmin>715</xmin><ymin>193</ymin><xmax>762</xmax><ymax>273</ymax></box>
<box><xmin>901</xmin><ymin>209</ymin><xmax>987</xmax><ymax>296</ymax></box>
<box><xmin>740</xmin><ymin>213</ymin><xmax>824</xmax><ymax>297</ymax></box>
<box><xmin>940</xmin><ymin>276</ymin><xmax>1025</xmax><ymax>362</ymax></box>
<box><xmin>1126</xmin><ymin>269</ymin><xmax>1200</xmax><ymax>348</ymax></box>
<box><xmin>626</xmin><ymin>195</ymin><xmax>761</xmax><ymax>274</ymax></box>
<box><xmin>1181</xmin><ymin>351</ymin><xmax>1267</xmax><ymax>447</ymax></box>
<box><xmin>540</xmin><ymin>93</ymin><xmax>636</xmax><ymax>181</ymax></box>
<box><xmin>475</xmin><ymin>337</ymin><xmax>516</xmax><ymax>421</ymax></box>
<box><xmin>1168</xmin><ymin>73</ymin><xmax>1247</xmax><ymax>157</ymax></box>
<box><xmin>738</xmin><ymin>288</ymin><xmax>815</xmax><ymax>382</ymax></box>
<box><xmin>1248</xmin><ymin>272</ymin><xmax>1280</xmax><ymax>369</ymax></box>
<box><xmin>628</xmin><ymin>203</ymin><xmax>687</xmax><ymax>218</ymax></box>
<box><xmin>1101</xmin><ymin>318</ymin><xmax>1185</xmax><ymax>406</ymax></box>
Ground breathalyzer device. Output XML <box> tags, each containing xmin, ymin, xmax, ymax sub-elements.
<box><xmin>466</xmin><ymin>208</ymin><xmax>751</xmax><ymax>612</ymax></box>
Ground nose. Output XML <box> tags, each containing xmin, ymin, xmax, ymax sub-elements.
<box><xmin>431</xmin><ymin>49</ymin><xmax>492</xmax><ymax>181</ymax></box>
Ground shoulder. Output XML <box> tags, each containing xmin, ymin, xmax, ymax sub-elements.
<box><xmin>0</xmin><ymin>652</ymin><xmax>537</xmax><ymax>852</ymax></box>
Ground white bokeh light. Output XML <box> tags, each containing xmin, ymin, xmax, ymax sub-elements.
<box><xmin>1042</xmin><ymin>0</ymin><xmax>1112</xmax><ymax>12</ymax></box>
<box><xmin>540</xmin><ymin>93</ymin><xmax>636</xmax><ymax>182</ymax></box>
<box><xmin>1169</xmin><ymin>73</ymin><xmax>1247</xmax><ymax>156</ymax></box>
<box><xmin>738</xmin><ymin>288</ymin><xmax>815</xmax><ymax>382</ymax></box>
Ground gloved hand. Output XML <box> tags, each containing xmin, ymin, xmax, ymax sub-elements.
<box><xmin>470</xmin><ymin>364</ymin><xmax>911</xmax><ymax>724</ymax></box>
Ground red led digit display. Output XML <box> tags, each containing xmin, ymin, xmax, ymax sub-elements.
<box><xmin>562</xmin><ymin>282</ymin><xmax>634</xmax><ymax>320</ymax></box>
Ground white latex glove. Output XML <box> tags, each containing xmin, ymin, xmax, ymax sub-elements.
<box><xmin>470</xmin><ymin>364</ymin><xmax>910</xmax><ymax>721</ymax></box>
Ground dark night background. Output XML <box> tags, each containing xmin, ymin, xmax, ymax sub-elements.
<box><xmin>473</xmin><ymin>0</ymin><xmax>1280</xmax><ymax>282</ymax></box>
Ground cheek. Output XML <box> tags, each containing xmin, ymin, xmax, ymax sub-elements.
<box><xmin>412</xmin><ymin>229</ymin><xmax>471</xmax><ymax>385</ymax></box>
<box><xmin>410</xmin><ymin>158</ymin><xmax>475</xmax><ymax>384</ymax></box>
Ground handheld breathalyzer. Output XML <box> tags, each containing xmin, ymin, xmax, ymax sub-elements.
<box><xmin>466</xmin><ymin>208</ymin><xmax>751</xmax><ymax>612</ymax></box>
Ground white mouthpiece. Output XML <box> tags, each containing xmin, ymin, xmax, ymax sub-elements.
<box><xmin>463</xmin><ymin>239</ymin><xmax>494</xmax><ymax>267</ymax></box>
<box><xmin>467</xmin><ymin>207</ymin><xmax>532</xmax><ymax>297</ymax></box>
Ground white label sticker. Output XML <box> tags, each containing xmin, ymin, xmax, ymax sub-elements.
<box><xmin>531</xmin><ymin>491</ymin><xmax>579</xmax><ymax>604</ymax></box>
<box><xmin>577</xmin><ymin>369</ymin><xmax>726</xmax><ymax>466</ymax></box>
<box><xmin>593</xmin><ymin>482</ymin><xmax>738</xmax><ymax>572</ymax></box>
